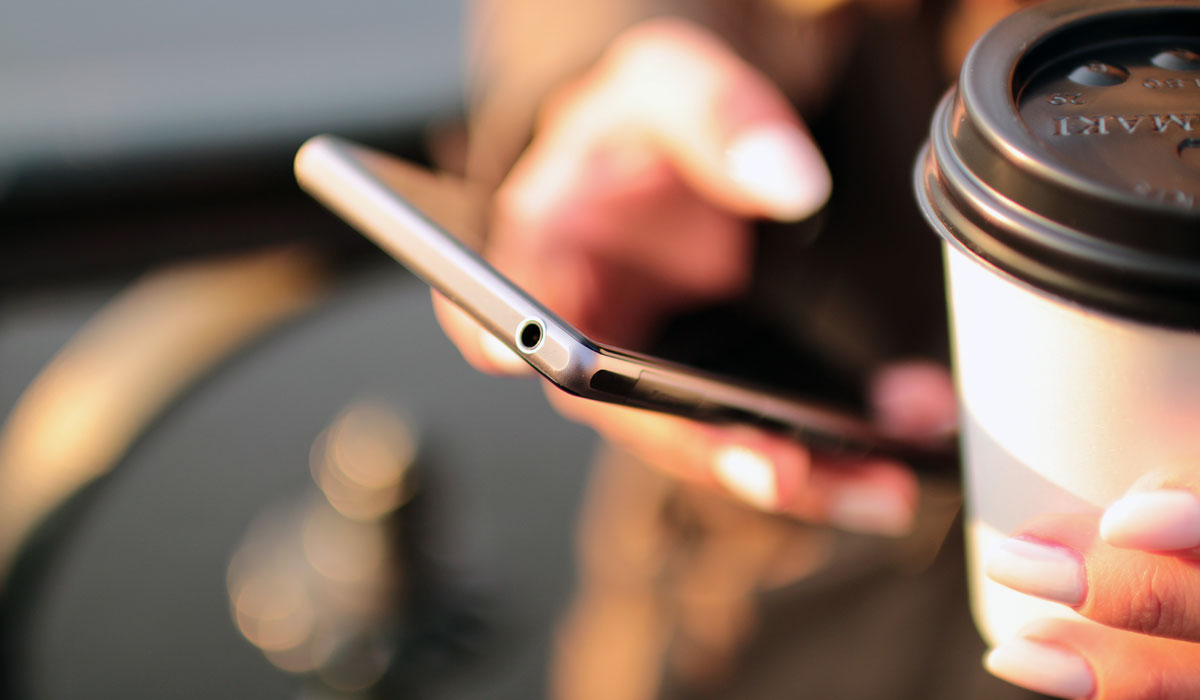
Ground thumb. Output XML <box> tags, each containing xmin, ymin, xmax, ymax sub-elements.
<box><xmin>551</xmin><ymin>18</ymin><xmax>832</xmax><ymax>221</ymax></box>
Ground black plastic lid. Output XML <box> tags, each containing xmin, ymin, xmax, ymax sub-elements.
<box><xmin>916</xmin><ymin>0</ymin><xmax>1200</xmax><ymax>328</ymax></box>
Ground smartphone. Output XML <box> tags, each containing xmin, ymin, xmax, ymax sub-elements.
<box><xmin>295</xmin><ymin>135</ymin><xmax>954</xmax><ymax>469</ymax></box>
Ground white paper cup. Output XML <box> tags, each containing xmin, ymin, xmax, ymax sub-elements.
<box><xmin>946</xmin><ymin>238</ymin><xmax>1200</xmax><ymax>643</ymax></box>
<box><xmin>915</xmin><ymin>0</ymin><xmax>1200</xmax><ymax>644</ymax></box>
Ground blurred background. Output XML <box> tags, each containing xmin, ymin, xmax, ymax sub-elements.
<box><xmin>0</xmin><ymin>1</ymin><xmax>596</xmax><ymax>697</ymax></box>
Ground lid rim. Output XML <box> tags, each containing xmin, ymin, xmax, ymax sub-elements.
<box><xmin>918</xmin><ymin>0</ymin><xmax>1200</xmax><ymax>328</ymax></box>
<box><xmin>917</xmin><ymin>140</ymin><xmax>1200</xmax><ymax>331</ymax></box>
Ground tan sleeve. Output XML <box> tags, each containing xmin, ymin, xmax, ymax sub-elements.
<box><xmin>463</xmin><ymin>0</ymin><xmax>667</xmax><ymax>185</ymax></box>
<box><xmin>469</xmin><ymin>0</ymin><xmax>966</xmax><ymax>196</ymax></box>
<box><xmin>463</xmin><ymin>0</ymin><xmax>866</xmax><ymax>186</ymax></box>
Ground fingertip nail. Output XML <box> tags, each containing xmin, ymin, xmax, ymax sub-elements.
<box><xmin>875</xmin><ymin>403</ymin><xmax>959</xmax><ymax>442</ymax></box>
<box><xmin>713</xmin><ymin>445</ymin><xmax>779</xmax><ymax>511</ymax></box>
<box><xmin>985</xmin><ymin>537</ymin><xmax>1086</xmax><ymax>606</ymax></box>
<box><xmin>871</xmin><ymin>368</ymin><xmax>958</xmax><ymax>441</ymax></box>
<box><xmin>827</xmin><ymin>483</ymin><xmax>915</xmax><ymax>537</ymax></box>
<box><xmin>480</xmin><ymin>332</ymin><xmax>532</xmax><ymax>374</ymax></box>
<box><xmin>725</xmin><ymin>124</ymin><xmax>831</xmax><ymax>221</ymax></box>
<box><xmin>985</xmin><ymin>637</ymin><xmax>1095</xmax><ymax>699</ymax></box>
<box><xmin>1100</xmin><ymin>489</ymin><xmax>1200</xmax><ymax>551</ymax></box>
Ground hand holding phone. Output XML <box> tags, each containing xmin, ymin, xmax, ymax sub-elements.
<box><xmin>296</xmin><ymin>135</ymin><xmax>954</xmax><ymax>472</ymax></box>
<box><xmin>294</xmin><ymin>25</ymin><xmax>958</xmax><ymax>534</ymax></box>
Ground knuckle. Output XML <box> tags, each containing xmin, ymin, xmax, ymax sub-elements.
<box><xmin>1117</xmin><ymin>567</ymin><xmax>1189</xmax><ymax>638</ymax></box>
<box><xmin>1130</xmin><ymin>666</ymin><xmax>1168</xmax><ymax>700</ymax></box>
<box><xmin>1127</xmin><ymin>663</ymin><xmax>1200</xmax><ymax>700</ymax></box>
<box><xmin>1127</xmin><ymin>580</ymin><xmax>1168</xmax><ymax>635</ymax></box>
<box><xmin>535</xmin><ymin>73</ymin><xmax>598</xmax><ymax>132</ymax></box>
<box><xmin>606</xmin><ymin>19</ymin><xmax>726</xmax><ymax>84</ymax></box>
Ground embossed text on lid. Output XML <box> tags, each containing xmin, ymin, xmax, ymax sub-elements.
<box><xmin>915</xmin><ymin>0</ymin><xmax>1200</xmax><ymax>329</ymax></box>
<box><xmin>1018</xmin><ymin>38</ymin><xmax>1200</xmax><ymax>213</ymax></box>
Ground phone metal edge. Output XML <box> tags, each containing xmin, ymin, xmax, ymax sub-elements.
<box><xmin>296</xmin><ymin>134</ymin><xmax>598</xmax><ymax>385</ymax></box>
<box><xmin>295</xmin><ymin>135</ymin><xmax>957</xmax><ymax>466</ymax></box>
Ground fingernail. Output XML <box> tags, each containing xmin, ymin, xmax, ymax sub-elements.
<box><xmin>713</xmin><ymin>445</ymin><xmax>779</xmax><ymax>511</ymax></box>
<box><xmin>725</xmin><ymin>124</ymin><xmax>831</xmax><ymax>221</ymax></box>
<box><xmin>874</xmin><ymin>387</ymin><xmax>959</xmax><ymax>441</ymax></box>
<box><xmin>1100</xmin><ymin>489</ymin><xmax>1200</xmax><ymax>551</ymax></box>
<box><xmin>985</xmin><ymin>537</ymin><xmax>1086</xmax><ymax>606</ymax></box>
<box><xmin>985</xmin><ymin>637</ymin><xmax>1095</xmax><ymax>699</ymax></box>
<box><xmin>827</xmin><ymin>483</ymin><xmax>914</xmax><ymax>537</ymax></box>
<box><xmin>480</xmin><ymin>332</ymin><xmax>532</xmax><ymax>374</ymax></box>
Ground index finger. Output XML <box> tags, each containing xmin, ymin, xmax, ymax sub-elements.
<box><xmin>528</xmin><ymin>18</ymin><xmax>831</xmax><ymax>222</ymax></box>
<box><xmin>987</xmin><ymin>513</ymin><xmax>1200</xmax><ymax>642</ymax></box>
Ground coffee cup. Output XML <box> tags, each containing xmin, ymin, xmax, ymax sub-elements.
<box><xmin>915</xmin><ymin>0</ymin><xmax>1200</xmax><ymax>645</ymax></box>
